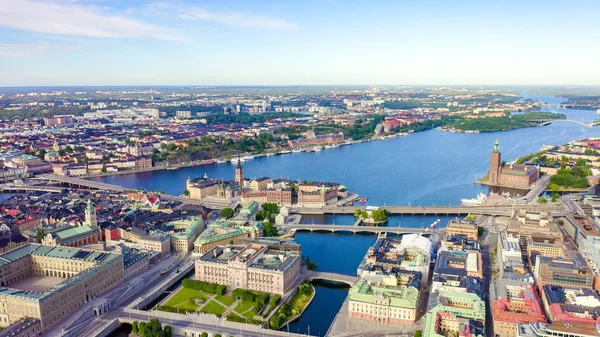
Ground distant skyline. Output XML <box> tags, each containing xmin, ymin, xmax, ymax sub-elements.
<box><xmin>1</xmin><ymin>0</ymin><xmax>599</xmax><ymax>86</ymax></box>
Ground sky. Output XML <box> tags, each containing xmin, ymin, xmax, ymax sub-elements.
<box><xmin>0</xmin><ymin>0</ymin><xmax>599</xmax><ymax>86</ymax></box>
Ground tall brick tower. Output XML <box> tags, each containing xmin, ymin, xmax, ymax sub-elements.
<box><xmin>235</xmin><ymin>157</ymin><xmax>244</xmax><ymax>186</ymax></box>
<box><xmin>489</xmin><ymin>139</ymin><xmax>501</xmax><ymax>184</ymax></box>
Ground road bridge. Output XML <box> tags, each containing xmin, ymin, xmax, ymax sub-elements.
<box><xmin>289</xmin><ymin>204</ymin><xmax>564</xmax><ymax>216</ymax></box>
<box><xmin>288</xmin><ymin>223</ymin><xmax>430</xmax><ymax>235</ymax></box>
<box><xmin>33</xmin><ymin>174</ymin><xmax>228</xmax><ymax>209</ymax></box>
<box><xmin>1</xmin><ymin>184</ymin><xmax>66</xmax><ymax>193</ymax></box>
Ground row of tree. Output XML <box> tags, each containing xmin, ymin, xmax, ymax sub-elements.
<box><xmin>131</xmin><ymin>319</ymin><xmax>172</xmax><ymax>337</ymax></box>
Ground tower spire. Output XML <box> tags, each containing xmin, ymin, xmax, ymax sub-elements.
<box><xmin>493</xmin><ymin>139</ymin><xmax>500</xmax><ymax>153</ymax></box>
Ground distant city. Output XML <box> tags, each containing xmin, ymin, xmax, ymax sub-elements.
<box><xmin>2</xmin><ymin>85</ymin><xmax>600</xmax><ymax>337</ymax></box>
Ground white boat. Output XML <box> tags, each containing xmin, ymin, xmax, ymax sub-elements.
<box><xmin>266</xmin><ymin>153</ymin><xmax>275</xmax><ymax>156</ymax></box>
<box><xmin>279</xmin><ymin>150</ymin><xmax>292</xmax><ymax>154</ymax></box>
<box><xmin>313</xmin><ymin>146</ymin><xmax>323</xmax><ymax>152</ymax></box>
<box><xmin>241</xmin><ymin>155</ymin><xmax>254</xmax><ymax>161</ymax></box>
<box><xmin>461</xmin><ymin>193</ymin><xmax>487</xmax><ymax>206</ymax></box>
<box><xmin>465</xmin><ymin>130</ymin><xmax>480</xmax><ymax>134</ymax></box>
<box><xmin>215</xmin><ymin>160</ymin><xmax>226</xmax><ymax>164</ymax></box>
<box><xmin>292</xmin><ymin>149</ymin><xmax>303</xmax><ymax>153</ymax></box>
<box><xmin>230</xmin><ymin>157</ymin><xmax>244</xmax><ymax>164</ymax></box>
<box><xmin>324</xmin><ymin>144</ymin><xmax>338</xmax><ymax>149</ymax></box>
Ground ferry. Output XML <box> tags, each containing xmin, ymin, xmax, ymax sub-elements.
<box><xmin>313</xmin><ymin>146</ymin><xmax>323</xmax><ymax>152</ymax></box>
<box><xmin>461</xmin><ymin>193</ymin><xmax>487</xmax><ymax>206</ymax></box>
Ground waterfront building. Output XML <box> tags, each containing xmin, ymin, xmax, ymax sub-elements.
<box><xmin>534</xmin><ymin>254</ymin><xmax>594</xmax><ymax>289</ymax></box>
<box><xmin>358</xmin><ymin>233</ymin><xmax>431</xmax><ymax>280</ymax></box>
<box><xmin>163</xmin><ymin>216</ymin><xmax>203</xmax><ymax>252</ymax></box>
<box><xmin>186</xmin><ymin>175</ymin><xmax>219</xmax><ymax>199</ymax></box>
<box><xmin>195</xmin><ymin>242</ymin><xmax>301</xmax><ymax>294</ymax></box>
<box><xmin>193</xmin><ymin>219</ymin><xmax>262</xmax><ymax>254</ymax></box>
<box><xmin>491</xmin><ymin>279</ymin><xmax>546</xmax><ymax>337</ymax></box>
<box><xmin>541</xmin><ymin>284</ymin><xmax>600</xmax><ymax>324</ymax></box>
<box><xmin>488</xmin><ymin>140</ymin><xmax>540</xmax><ymax>188</ymax></box>
<box><xmin>297</xmin><ymin>188</ymin><xmax>337</xmax><ymax>207</ymax></box>
<box><xmin>445</xmin><ymin>219</ymin><xmax>479</xmax><ymax>241</ymax></box>
<box><xmin>518</xmin><ymin>321</ymin><xmax>600</xmax><ymax>337</ymax></box>
<box><xmin>424</xmin><ymin>290</ymin><xmax>486</xmax><ymax>337</ymax></box>
<box><xmin>0</xmin><ymin>244</ymin><xmax>124</xmax><ymax>330</ymax></box>
<box><xmin>347</xmin><ymin>272</ymin><xmax>420</xmax><ymax>325</ymax></box>
<box><xmin>287</xmin><ymin>132</ymin><xmax>344</xmax><ymax>148</ymax></box>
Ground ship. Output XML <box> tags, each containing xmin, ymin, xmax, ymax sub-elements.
<box><xmin>230</xmin><ymin>157</ymin><xmax>243</xmax><ymax>165</ymax></box>
<box><xmin>241</xmin><ymin>155</ymin><xmax>254</xmax><ymax>161</ymax></box>
<box><xmin>313</xmin><ymin>146</ymin><xmax>323</xmax><ymax>152</ymax></box>
<box><xmin>279</xmin><ymin>150</ymin><xmax>292</xmax><ymax>154</ymax></box>
<box><xmin>292</xmin><ymin>149</ymin><xmax>303</xmax><ymax>153</ymax></box>
<box><xmin>461</xmin><ymin>193</ymin><xmax>487</xmax><ymax>205</ymax></box>
<box><xmin>215</xmin><ymin>160</ymin><xmax>226</xmax><ymax>164</ymax></box>
<box><xmin>266</xmin><ymin>153</ymin><xmax>275</xmax><ymax>156</ymax></box>
<box><xmin>324</xmin><ymin>144</ymin><xmax>339</xmax><ymax>149</ymax></box>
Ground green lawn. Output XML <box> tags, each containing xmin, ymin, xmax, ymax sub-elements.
<box><xmin>234</xmin><ymin>301</ymin><xmax>255</xmax><ymax>314</ymax></box>
<box><xmin>289</xmin><ymin>287</ymin><xmax>313</xmax><ymax>313</ymax></box>
<box><xmin>201</xmin><ymin>301</ymin><xmax>227</xmax><ymax>317</ymax></box>
<box><xmin>162</xmin><ymin>287</ymin><xmax>207</xmax><ymax>312</ymax></box>
<box><xmin>215</xmin><ymin>294</ymin><xmax>236</xmax><ymax>307</ymax></box>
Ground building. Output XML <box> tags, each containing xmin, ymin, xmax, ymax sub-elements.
<box><xmin>488</xmin><ymin>140</ymin><xmax>540</xmax><ymax>188</ymax></box>
<box><xmin>445</xmin><ymin>219</ymin><xmax>479</xmax><ymax>241</ymax></box>
<box><xmin>176</xmin><ymin>110</ymin><xmax>192</xmax><ymax>118</ymax></box>
<box><xmin>424</xmin><ymin>290</ymin><xmax>486</xmax><ymax>337</ymax></box>
<box><xmin>41</xmin><ymin>225</ymin><xmax>103</xmax><ymax>248</ymax></box>
<box><xmin>0</xmin><ymin>244</ymin><xmax>124</xmax><ymax>330</ymax></box>
<box><xmin>491</xmin><ymin>279</ymin><xmax>546</xmax><ymax>337</ymax></box>
<box><xmin>195</xmin><ymin>242</ymin><xmax>301</xmax><ymax>294</ymax></box>
<box><xmin>348</xmin><ymin>272</ymin><xmax>420</xmax><ymax>325</ymax></box>
<box><xmin>0</xmin><ymin>318</ymin><xmax>41</xmax><ymax>337</ymax></box>
<box><xmin>526</xmin><ymin>234</ymin><xmax>565</xmax><ymax>260</ymax></box>
<box><xmin>84</xmin><ymin>199</ymin><xmax>97</xmax><ymax>227</ymax></box>
<box><xmin>535</xmin><ymin>255</ymin><xmax>594</xmax><ymax>289</ymax></box>
<box><xmin>193</xmin><ymin>219</ymin><xmax>262</xmax><ymax>254</ymax></box>
<box><xmin>541</xmin><ymin>284</ymin><xmax>600</xmax><ymax>324</ymax></box>
<box><xmin>186</xmin><ymin>175</ymin><xmax>220</xmax><ymax>199</ymax></box>
<box><xmin>235</xmin><ymin>160</ymin><xmax>244</xmax><ymax>186</ymax></box>
<box><xmin>164</xmin><ymin>216</ymin><xmax>203</xmax><ymax>253</ymax></box>
<box><xmin>139</xmin><ymin>234</ymin><xmax>171</xmax><ymax>257</ymax></box>
<box><xmin>518</xmin><ymin>321</ymin><xmax>600</xmax><ymax>337</ymax></box>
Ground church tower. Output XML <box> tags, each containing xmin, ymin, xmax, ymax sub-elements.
<box><xmin>235</xmin><ymin>158</ymin><xmax>244</xmax><ymax>186</ymax></box>
<box><xmin>85</xmin><ymin>199</ymin><xmax>97</xmax><ymax>227</ymax></box>
<box><xmin>489</xmin><ymin>139</ymin><xmax>502</xmax><ymax>184</ymax></box>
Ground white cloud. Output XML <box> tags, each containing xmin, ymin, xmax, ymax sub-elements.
<box><xmin>0</xmin><ymin>0</ymin><xmax>182</xmax><ymax>41</ymax></box>
<box><xmin>0</xmin><ymin>41</ymin><xmax>54</xmax><ymax>58</ymax></box>
<box><xmin>178</xmin><ymin>8</ymin><xmax>295</xmax><ymax>30</ymax></box>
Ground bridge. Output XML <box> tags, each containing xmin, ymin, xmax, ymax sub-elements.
<box><xmin>288</xmin><ymin>223</ymin><xmax>431</xmax><ymax>235</ymax></box>
<box><xmin>304</xmin><ymin>270</ymin><xmax>358</xmax><ymax>286</ymax></box>
<box><xmin>289</xmin><ymin>204</ymin><xmax>564</xmax><ymax>216</ymax></box>
<box><xmin>32</xmin><ymin>174</ymin><xmax>230</xmax><ymax>209</ymax></box>
<box><xmin>527</xmin><ymin>119</ymin><xmax>600</xmax><ymax>127</ymax></box>
<box><xmin>0</xmin><ymin>184</ymin><xmax>66</xmax><ymax>193</ymax></box>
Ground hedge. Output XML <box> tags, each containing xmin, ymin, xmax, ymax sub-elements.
<box><xmin>182</xmin><ymin>279</ymin><xmax>226</xmax><ymax>295</ymax></box>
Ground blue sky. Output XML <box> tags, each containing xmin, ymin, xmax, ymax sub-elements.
<box><xmin>0</xmin><ymin>0</ymin><xmax>599</xmax><ymax>86</ymax></box>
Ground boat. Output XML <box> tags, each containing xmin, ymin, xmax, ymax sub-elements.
<box><xmin>461</xmin><ymin>193</ymin><xmax>487</xmax><ymax>206</ymax></box>
<box><xmin>215</xmin><ymin>160</ymin><xmax>226</xmax><ymax>164</ymax></box>
<box><xmin>167</xmin><ymin>166</ymin><xmax>179</xmax><ymax>171</ymax></box>
<box><xmin>279</xmin><ymin>150</ymin><xmax>292</xmax><ymax>155</ymax></box>
<box><xmin>324</xmin><ymin>144</ymin><xmax>339</xmax><ymax>149</ymax></box>
<box><xmin>313</xmin><ymin>146</ymin><xmax>323</xmax><ymax>152</ymax></box>
<box><xmin>266</xmin><ymin>153</ymin><xmax>275</xmax><ymax>156</ymax></box>
<box><xmin>292</xmin><ymin>149</ymin><xmax>303</xmax><ymax>153</ymax></box>
<box><xmin>241</xmin><ymin>155</ymin><xmax>254</xmax><ymax>161</ymax></box>
<box><xmin>465</xmin><ymin>130</ymin><xmax>480</xmax><ymax>134</ymax></box>
<box><xmin>230</xmin><ymin>157</ymin><xmax>243</xmax><ymax>164</ymax></box>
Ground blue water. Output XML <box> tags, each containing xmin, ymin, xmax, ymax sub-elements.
<box><xmin>95</xmin><ymin>93</ymin><xmax>599</xmax><ymax>335</ymax></box>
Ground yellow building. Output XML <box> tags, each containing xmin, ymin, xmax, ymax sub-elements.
<box><xmin>0</xmin><ymin>244</ymin><xmax>124</xmax><ymax>331</ymax></box>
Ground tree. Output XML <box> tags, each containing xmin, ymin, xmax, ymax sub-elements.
<box><xmin>36</xmin><ymin>227</ymin><xmax>45</xmax><ymax>242</ymax></box>
<box><xmin>552</xmin><ymin>193</ymin><xmax>560</xmax><ymax>202</ymax></box>
<box><xmin>549</xmin><ymin>183</ymin><xmax>560</xmax><ymax>192</ymax></box>
<box><xmin>538</xmin><ymin>197</ymin><xmax>548</xmax><ymax>204</ymax></box>
<box><xmin>183</xmin><ymin>189</ymin><xmax>190</xmax><ymax>197</ymax></box>
<box><xmin>477</xmin><ymin>226</ymin><xmax>485</xmax><ymax>238</ymax></box>
<box><xmin>164</xmin><ymin>326</ymin><xmax>172</xmax><ymax>337</ymax></box>
<box><xmin>144</xmin><ymin>318</ymin><xmax>163</xmax><ymax>337</ymax></box>
<box><xmin>220</xmin><ymin>208</ymin><xmax>234</xmax><ymax>219</ymax></box>
<box><xmin>201</xmin><ymin>333</ymin><xmax>208</xmax><ymax>337</ymax></box>
<box><xmin>132</xmin><ymin>321</ymin><xmax>139</xmax><ymax>334</ymax></box>
<box><xmin>414</xmin><ymin>331</ymin><xmax>423</xmax><ymax>337</ymax></box>
<box><xmin>305</xmin><ymin>256</ymin><xmax>318</xmax><ymax>271</ymax></box>
<box><xmin>354</xmin><ymin>209</ymin><xmax>362</xmax><ymax>219</ymax></box>
<box><xmin>138</xmin><ymin>322</ymin><xmax>146</xmax><ymax>335</ymax></box>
